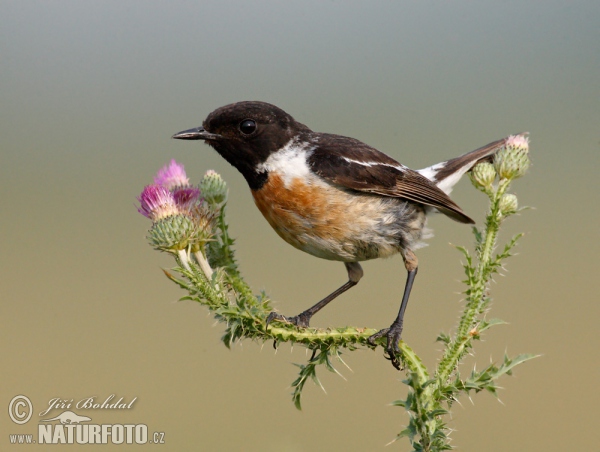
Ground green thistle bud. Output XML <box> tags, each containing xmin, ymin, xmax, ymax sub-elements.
<box><xmin>200</xmin><ymin>170</ymin><xmax>228</xmax><ymax>205</ymax></box>
<box><xmin>470</xmin><ymin>162</ymin><xmax>496</xmax><ymax>190</ymax></box>
<box><xmin>147</xmin><ymin>214</ymin><xmax>198</xmax><ymax>253</ymax></box>
<box><xmin>494</xmin><ymin>134</ymin><xmax>530</xmax><ymax>180</ymax></box>
<box><xmin>498</xmin><ymin>193</ymin><xmax>518</xmax><ymax>216</ymax></box>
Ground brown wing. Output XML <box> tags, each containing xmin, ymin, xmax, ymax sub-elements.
<box><xmin>307</xmin><ymin>133</ymin><xmax>474</xmax><ymax>224</ymax></box>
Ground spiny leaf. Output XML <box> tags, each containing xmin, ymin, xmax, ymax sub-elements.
<box><xmin>493</xmin><ymin>353</ymin><xmax>540</xmax><ymax>378</ymax></box>
<box><xmin>472</xmin><ymin>226</ymin><xmax>483</xmax><ymax>245</ymax></box>
<box><xmin>392</xmin><ymin>398</ymin><xmax>408</xmax><ymax>408</ymax></box>
<box><xmin>436</xmin><ymin>332</ymin><xmax>451</xmax><ymax>345</ymax></box>
<box><xmin>479</xmin><ymin>318</ymin><xmax>508</xmax><ymax>333</ymax></box>
<box><xmin>162</xmin><ymin>268</ymin><xmax>192</xmax><ymax>290</ymax></box>
<box><xmin>291</xmin><ymin>362</ymin><xmax>316</xmax><ymax>410</ymax></box>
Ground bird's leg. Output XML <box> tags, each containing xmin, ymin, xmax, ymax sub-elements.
<box><xmin>368</xmin><ymin>250</ymin><xmax>418</xmax><ymax>370</ymax></box>
<box><xmin>266</xmin><ymin>262</ymin><xmax>363</xmax><ymax>328</ymax></box>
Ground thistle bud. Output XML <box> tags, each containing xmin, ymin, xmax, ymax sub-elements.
<box><xmin>498</xmin><ymin>193</ymin><xmax>518</xmax><ymax>216</ymax></box>
<box><xmin>147</xmin><ymin>214</ymin><xmax>197</xmax><ymax>252</ymax></box>
<box><xmin>494</xmin><ymin>134</ymin><xmax>530</xmax><ymax>180</ymax></box>
<box><xmin>200</xmin><ymin>170</ymin><xmax>228</xmax><ymax>205</ymax></box>
<box><xmin>470</xmin><ymin>162</ymin><xmax>496</xmax><ymax>190</ymax></box>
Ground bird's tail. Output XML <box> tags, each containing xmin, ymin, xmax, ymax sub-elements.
<box><xmin>417</xmin><ymin>133</ymin><xmax>527</xmax><ymax>195</ymax></box>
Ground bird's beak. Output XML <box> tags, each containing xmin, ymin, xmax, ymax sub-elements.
<box><xmin>172</xmin><ymin>127</ymin><xmax>222</xmax><ymax>141</ymax></box>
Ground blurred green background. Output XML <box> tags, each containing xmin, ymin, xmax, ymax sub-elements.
<box><xmin>2</xmin><ymin>1</ymin><xmax>598</xmax><ymax>450</ymax></box>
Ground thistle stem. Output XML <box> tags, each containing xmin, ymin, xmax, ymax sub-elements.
<box><xmin>176</xmin><ymin>249</ymin><xmax>192</xmax><ymax>272</ymax></box>
<box><xmin>436</xmin><ymin>179</ymin><xmax>510</xmax><ymax>385</ymax></box>
<box><xmin>268</xmin><ymin>326</ymin><xmax>378</xmax><ymax>344</ymax></box>
<box><xmin>193</xmin><ymin>250</ymin><xmax>214</xmax><ymax>280</ymax></box>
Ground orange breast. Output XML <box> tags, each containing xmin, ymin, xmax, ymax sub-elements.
<box><xmin>251</xmin><ymin>172</ymin><xmax>414</xmax><ymax>262</ymax></box>
<box><xmin>252</xmin><ymin>173</ymin><xmax>348</xmax><ymax>249</ymax></box>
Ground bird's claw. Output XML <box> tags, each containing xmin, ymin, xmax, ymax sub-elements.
<box><xmin>265</xmin><ymin>311</ymin><xmax>311</xmax><ymax>329</ymax></box>
<box><xmin>367</xmin><ymin>321</ymin><xmax>404</xmax><ymax>370</ymax></box>
<box><xmin>267</xmin><ymin>312</ymin><xmax>312</xmax><ymax>351</ymax></box>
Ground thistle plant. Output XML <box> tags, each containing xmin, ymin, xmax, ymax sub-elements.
<box><xmin>137</xmin><ymin>135</ymin><xmax>535</xmax><ymax>450</ymax></box>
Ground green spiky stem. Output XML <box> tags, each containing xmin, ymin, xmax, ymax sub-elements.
<box><xmin>436</xmin><ymin>178</ymin><xmax>510</xmax><ymax>386</ymax></box>
<box><xmin>268</xmin><ymin>326</ymin><xmax>378</xmax><ymax>344</ymax></box>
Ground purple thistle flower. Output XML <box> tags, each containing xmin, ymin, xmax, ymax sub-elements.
<box><xmin>137</xmin><ymin>184</ymin><xmax>180</xmax><ymax>221</ymax></box>
<box><xmin>154</xmin><ymin>159</ymin><xmax>189</xmax><ymax>190</ymax></box>
<box><xmin>173</xmin><ymin>186</ymin><xmax>202</xmax><ymax>212</ymax></box>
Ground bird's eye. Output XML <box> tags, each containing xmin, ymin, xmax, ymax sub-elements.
<box><xmin>239</xmin><ymin>119</ymin><xmax>257</xmax><ymax>135</ymax></box>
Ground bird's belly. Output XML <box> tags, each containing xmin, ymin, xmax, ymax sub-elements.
<box><xmin>251</xmin><ymin>173</ymin><xmax>427</xmax><ymax>262</ymax></box>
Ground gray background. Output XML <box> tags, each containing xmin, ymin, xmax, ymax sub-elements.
<box><xmin>2</xmin><ymin>1</ymin><xmax>598</xmax><ymax>450</ymax></box>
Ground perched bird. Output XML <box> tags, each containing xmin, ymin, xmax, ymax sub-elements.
<box><xmin>173</xmin><ymin>101</ymin><xmax>513</xmax><ymax>369</ymax></box>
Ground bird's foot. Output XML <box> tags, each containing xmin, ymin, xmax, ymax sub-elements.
<box><xmin>266</xmin><ymin>311</ymin><xmax>312</xmax><ymax>329</ymax></box>
<box><xmin>367</xmin><ymin>321</ymin><xmax>404</xmax><ymax>370</ymax></box>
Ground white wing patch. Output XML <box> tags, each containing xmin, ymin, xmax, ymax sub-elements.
<box><xmin>341</xmin><ymin>156</ymin><xmax>407</xmax><ymax>173</ymax></box>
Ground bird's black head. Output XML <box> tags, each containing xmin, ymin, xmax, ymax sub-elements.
<box><xmin>173</xmin><ymin>101</ymin><xmax>309</xmax><ymax>189</ymax></box>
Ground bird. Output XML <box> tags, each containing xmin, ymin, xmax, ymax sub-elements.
<box><xmin>173</xmin><ymin>101</ymin><xmax>513</xmax><ymax>369</ymax></box>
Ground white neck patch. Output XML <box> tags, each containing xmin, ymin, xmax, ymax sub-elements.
<box><xmin>256</xmin><ymin>139</ymin><xmax>315</xmax><ymax>188</ymax></box>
